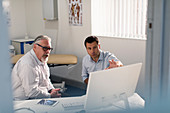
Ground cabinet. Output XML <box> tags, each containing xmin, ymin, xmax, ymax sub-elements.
<box><xmin>42</xmin><ymin>0</ymin><xmax>58</xmax><ymax>20</ymax></box>
<box><xmin>11</xmin><ymin>38</ymin><xmax>34</xmax><ymax>54</ymax></box>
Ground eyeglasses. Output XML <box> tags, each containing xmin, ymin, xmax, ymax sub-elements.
<box><xmin>36</xmin><ymin>43</ymin><xmax>53</xmax><ymax>51</ymax></box>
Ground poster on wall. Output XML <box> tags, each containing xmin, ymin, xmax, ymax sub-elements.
<box><xmin>68</xmin><ymin>0</ymin><xmax>82</xmax><ymax>26</ymax></box>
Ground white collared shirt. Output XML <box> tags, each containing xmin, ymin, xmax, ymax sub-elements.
<box><xmin>12</xmin><ymin>49</ymin><xmax>54</xmax><ymax>100</ymax></box>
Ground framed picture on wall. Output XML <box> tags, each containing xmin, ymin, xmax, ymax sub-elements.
<box><xmin>68</xmin><ymin>0</ymin><xmax>82</xmax><ymax>26</ymax></box>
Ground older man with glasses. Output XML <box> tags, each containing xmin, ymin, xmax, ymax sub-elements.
<box><xmin>12</xmin><ymin>35</ymin><xmax>61</xmax><ymax>100</ymax></box>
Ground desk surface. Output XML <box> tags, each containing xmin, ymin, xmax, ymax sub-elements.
<box><xmin>13</xmin><ymin>93</ymin><xmax>145</xmax><ymax>113</ymax></box>
<box><xmin>11</xmin><ymin>54</ymin><xmax>78</xmax><ymax>65</ymax></box>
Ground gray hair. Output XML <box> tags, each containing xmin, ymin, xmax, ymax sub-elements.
<box><xmin>34</xmin><ymin>35</ymin><xmax>51</xmax><ymax>44</ymax></box>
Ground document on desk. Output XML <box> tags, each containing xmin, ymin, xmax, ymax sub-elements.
<box><xmin>37</xmin><ymin>99</ymin><xmax>59</xmax><ymax>107</ymax></box>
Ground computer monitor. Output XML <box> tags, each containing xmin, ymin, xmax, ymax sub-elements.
<box><xmin>84</xmin><ymin>63</ymin><xmax>142</xmax><ymax>111</ymax></box>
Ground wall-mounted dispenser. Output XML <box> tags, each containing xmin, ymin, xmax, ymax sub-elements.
<box><xmin>42</xmin><ymin>0</ymin><xmax>58</xmax><ymax>20</ymax></box>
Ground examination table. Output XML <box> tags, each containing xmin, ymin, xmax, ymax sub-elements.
<box><xmin>11</xmin><ymin>54</ymin><xmax>78</xmax><ymax>67</ymax></box>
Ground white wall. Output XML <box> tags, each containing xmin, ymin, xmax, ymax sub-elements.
<box><xmin>50</xmin><ymin>0</ymin><xmax>92</xmax><ymax>82</ymax></box>
<box><xmin>9</xmin><ymin>0</ymin><xmax>146</xmax><ymax>98</ymax></box>
<box><xmin>25</xmin><ymin>0</ymin><xmax>58</xmax><ymax>53</ymax></box>
<box><xmin>9</xmin><ymin>0</ymin><xmax>26</xmax><ymax>39</ymax></box>
<box><xmin>99</xmin><ymin>37</ymin><xmax>146</xmax><ymax>96</ymax></box>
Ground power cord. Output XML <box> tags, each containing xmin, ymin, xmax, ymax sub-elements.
<box><xmin>14</xmin><ymin>107</ymin><xmax>35</xmax><ymax>113</ymax></box>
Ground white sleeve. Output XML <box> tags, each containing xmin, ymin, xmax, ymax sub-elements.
<box><xmin>45</xmin><ymin>64</ymin><xmax>54</xmax><ymax>91</ymax></box>
<box><xmin>18</xmin><ymin>63</ymin><xmax>51</xmax><ymax>99</ymax></box>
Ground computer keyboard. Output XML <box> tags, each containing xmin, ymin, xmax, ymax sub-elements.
<box><xmin>62</xmin><ymin>102</ymin><xmax>84</xmax><ymax>110</ymax></box>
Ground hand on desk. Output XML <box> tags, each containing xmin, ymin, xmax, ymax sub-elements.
<box><xmin>50</xmin><ymin>89</ymin><xmax>61</xmax><ymax>98</ymax></box>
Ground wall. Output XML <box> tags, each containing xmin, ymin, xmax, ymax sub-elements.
<box><xmin>99</xmin><ymin>37</ymin><xmax>146</xmax><ymax>97</ymax></box>
<box><xmin>9</xmin><ymin>0</ymin><xmax>146</xmax><ymax>98</ymax></box>
<box><xmin>50</xmin><ymin>0</ymin><xmax>92</xmax><ymax>83</ymax></box>
<box><xmin>51</xmin><ymin>0</ymin><xmax>146</xmax><ymax>97</ymax></box>
<box><xmin>9</xmin><ymin>0</ymin><xmax>26</xmax><ymax>39</ymax></box>
<box><xmin>25</xmin><ymin>0</ymin><xmax>58</xmax><ymax>53</ymax></box>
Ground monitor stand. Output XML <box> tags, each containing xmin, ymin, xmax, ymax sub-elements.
<box><xmin>101</xmin><ymin>92</ymin><xmax>130</xmax><ymax>111</ymax></box>
<box><xmin>119</xmin><ymin>92</ymin><xmax>130</xmax><ymax>110</ymax></box>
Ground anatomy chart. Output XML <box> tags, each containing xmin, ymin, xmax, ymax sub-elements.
<box><xmin>68</xmin><ymin>0</ymin><xmax>82</xmax><ymax>26</ymax></box>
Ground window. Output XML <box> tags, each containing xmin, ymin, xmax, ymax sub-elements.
<box><xmin>91</xmin><ymin>0</ymin><xmax>148</xmax><ymax>39</ymax></box>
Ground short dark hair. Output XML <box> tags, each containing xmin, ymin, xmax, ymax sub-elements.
<box><xmin>84</xmin><ymin>36</ymin><xmax>99</xmax><ymax>47</ymax></box>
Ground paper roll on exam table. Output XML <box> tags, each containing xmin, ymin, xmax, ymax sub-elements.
<box><xmin>11</xmin><ymin>54</ymin><xmax>78</xmax><ymax>67</ymax></box>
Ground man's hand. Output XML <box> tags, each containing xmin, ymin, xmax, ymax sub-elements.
<box><xmin>105</xmin><ymin>59</ymin><xmax>123</xmax><ymax>70</ymax></box>
<box><xmin>50</xmin><ymin>89</ymin><xmax>61</xmax><ymax>98</ymax></box>
<box><xmin>84</xmin><ymin>78</ymin><xmax>89</xmax><ymax>85</ymax></box>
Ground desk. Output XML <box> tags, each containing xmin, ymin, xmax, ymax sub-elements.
<box><xmin>13</xmin><ymin>93</ymin><xmax>145</xmax><ymax>113</ymax></box>
<box><xmin>11</xmin><ymin>54</ymin><xmax>78</xmax><ymax>67</ymax></box>
<box><xmin>11</xmin><ymin>38</ymin><xmax>34</xmax><ymax>54</ymax></box>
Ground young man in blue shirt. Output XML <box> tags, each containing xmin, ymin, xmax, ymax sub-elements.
<box><xmin>82</xmin><ymin>36</ymin><xmax>123</xmax><ymax>84</ymax></box>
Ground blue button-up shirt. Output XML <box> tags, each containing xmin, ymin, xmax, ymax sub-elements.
<box><xmin>81</xmin><ymin>50</ymin><xmax>120</xmax><ymax>81</ymax></box>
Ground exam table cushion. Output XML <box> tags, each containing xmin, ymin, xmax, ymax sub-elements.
<box><xmin>11</xmin><ymin>54</ymin><xmax>77</xmax><ymax>65</ymax></box>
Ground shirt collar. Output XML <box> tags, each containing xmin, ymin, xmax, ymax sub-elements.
<box><xmin>88</xmin><ymin>49</ymin><xmax>103</xmax><ymax>62</ymax></box>
<box><xmin>98</xmin><ymin>50</ymin><xmax>104</xmax><ymax>61</ymax></box>
<box><xmin>30</xmin><ymin>49</ymin><xmax>44</xmax><ymax>66</ymax></box>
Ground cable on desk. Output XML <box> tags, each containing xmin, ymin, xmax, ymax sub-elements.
<box><xmin>14</xmin><ymin>107</ymin><xmax>35</xmax><ymax>113</ymax></box>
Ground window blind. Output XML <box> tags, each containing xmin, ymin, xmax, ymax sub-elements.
<box><xmin>91</xmin><ymin>0</ymin><xmax>148</xmax><ymax>39</ymax></box>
